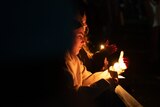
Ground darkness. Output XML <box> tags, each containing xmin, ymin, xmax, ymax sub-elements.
<box><xmin>0</xmin><ymin>0</ymin><xmax>159</xmax><ymax>107</ymax></box>
<box><xmin>1</xmin><ymin>0</ymin><xmax>75</xmax><ymax>107</ymax></box>
<box><xmin>85</xmin><ymin>0</ymin><xmax>160</xmax><ymax>107</ymax></box>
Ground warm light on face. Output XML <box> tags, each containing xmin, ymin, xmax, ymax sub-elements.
<box><xmin>72</xmin><ymin>27</ymin><xmax>85</xmax><ymax>55</ymax></box>
<box><xmin>100</xmin><ymin>44</ymin><xmax>105</xmax><ymax>50</ymax></box>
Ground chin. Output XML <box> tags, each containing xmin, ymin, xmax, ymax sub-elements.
<box><xmin>76</xmin><ymin>52</ymin><xmax>79</xmax><ymax>55</ymax></box>
<box><xmin>76</xmin><ymin>50</ymin><xmax>80</xmax><ymax>55</ymax></box>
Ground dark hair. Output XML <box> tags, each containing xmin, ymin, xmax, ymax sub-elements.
<box><xmin>72</xmin><ymin>0</ymin><xmax>86</xmax><ymax>16</ymax></box>
<box><xmin>71</xmin><ymin>19</ymin><xmax>83</xmax><ymax>30</ymax></box>
<box><xmin>70</xmin><ymin>0</ymin><xmax>87</xmax><ymax>28</ymax></box>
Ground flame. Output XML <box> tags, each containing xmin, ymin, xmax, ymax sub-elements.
<box><xmin>100</xmin><ymin>44</ymin><xmax>105</xmax><ymax>50</ymax></box>
<box><xmin>109</xmin><ymin>51</ymin><xmax>127</xmax><ymax>75</ymax></box>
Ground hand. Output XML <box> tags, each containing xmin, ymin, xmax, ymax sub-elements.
<box><xmin>107</xmin><ymin>44</ymin><xmax>118</xmax><ymax>54</ymax></box>
<box><xmin>109</xmin><ymin>71</ymin><xmax>118</xmax><ymax>79</ymax></box>
<box><xmin>101</xmin><ymin>57</ymin><xmax>109</xmax><ymax>70</ymax></box>
<box><xmin>105</xmin><ymin>40</ymin><xmax>118</xmax><ymax>55</ymax></box>
<box><xmin>106</xmin><ymin>78</ymin><xmax>118</xmax><ymax>91</ymax></box>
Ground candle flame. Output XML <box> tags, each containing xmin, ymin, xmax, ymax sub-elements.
<box><xmin>109</xmin><ymin>51</ymin><xmax>127</xmax><ymax>74</ymax></box>
<box><xmin>100</xmin><ymin>44</ymin><xmax>105</xmax><ymax>50</ymax></box>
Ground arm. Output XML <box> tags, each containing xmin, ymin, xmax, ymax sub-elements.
<box><xmin>63</xmin><ymin>67</ymin><xmax>114</xmax><ymax>102</ymax></box>
<box><xmin>64</xmin><ymin>53</ymin><xmax>117</xmax><ymax>103</ymax></box>
<box><xmin>61</xmin><ymin>67</ymin><xmax>112</xmax><ymax>107</ymax></box>
<box><xmin>82</xmin><ymin>69</ymin><xmax>111</xmax><ymax>86</ymax></box>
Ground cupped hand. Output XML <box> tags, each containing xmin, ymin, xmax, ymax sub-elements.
<box><xmin>106</xmin><ymin>78</ymin><xmax>119</xmax><ymax>91</ymax></box>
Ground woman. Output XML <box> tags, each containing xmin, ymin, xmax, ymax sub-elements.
<box><xmin>62</xmin><ymin>15</ymin><xmax>125</xmax><ymax>107</ymax></box>
<box><xmin>62</xmin><ymin>13</ymin><xmax>143</xmax><ymax>107</ymax></box>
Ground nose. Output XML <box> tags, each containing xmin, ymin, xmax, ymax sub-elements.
<box><xmin>81</xmin><ymin>38</ymin><xmax>85</xmax><ymax>45</ymax></box>
<box><xmin>79</xmin><ymin>36</ymin><xmax>85</xmax><ymax>46</ymax></box>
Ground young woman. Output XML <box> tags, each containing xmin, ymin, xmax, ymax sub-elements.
<box><xmin>63</xmin><ymin>15</ymin><xmax>125</xmax><ymax>107</ymax></box>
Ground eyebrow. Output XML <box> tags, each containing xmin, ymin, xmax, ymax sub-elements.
<box><xmin>78</xmin><ymin>32</ymin><xmax>84</xmax><ymax>36</ymax></box>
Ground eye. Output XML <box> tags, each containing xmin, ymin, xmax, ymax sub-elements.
<box><xmin>76</xmin><ymin>34</ymin><xmax>84</xmax><ymax>40</ymax></box>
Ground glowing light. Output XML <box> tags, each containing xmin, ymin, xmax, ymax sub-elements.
<box><xmin>100</xmin><ymin>44</ymin><xmax>105</xmax><ymax>50</ymax></box>
<box><xmin>118</xmin><ymin>75</ymin><xmax>125</xmax><ymax>79</ymax></box>
<box><xmin>109</xmin><ymin>51</ymin><xmax>127</xmax><ymax>75</ymax></box>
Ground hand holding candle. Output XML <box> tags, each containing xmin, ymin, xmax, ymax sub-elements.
<box><xmin>109</xmin><ymin>51</ymin><xmax>127</xmax><ymax>77</ymax></box>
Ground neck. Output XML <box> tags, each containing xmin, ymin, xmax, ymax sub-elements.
<box><xmin>68</xmin><ymin>50</ymin><xmax>77</xmax><ymax>59</ymax></box>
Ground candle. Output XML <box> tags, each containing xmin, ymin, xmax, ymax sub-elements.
<box><xmin>109</xmin><ymin>51</ymin><xmax>127</xmax><ymax>75</ymax></box>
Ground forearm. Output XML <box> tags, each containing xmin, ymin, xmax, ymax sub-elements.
<box><xmin>82</xmin><ymin>69</ymin><xmax>111</xmax><ymax>86</ymax></box>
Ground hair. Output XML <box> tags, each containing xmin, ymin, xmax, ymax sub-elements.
<box><xmin>71</xmin><ymin>0</ymin><xmax>87</xmax><ymax>27</ymax></box>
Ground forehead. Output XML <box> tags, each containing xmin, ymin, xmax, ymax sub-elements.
<box><xmin>73</xmin><ymin>27</ymin><xmax>84</xmax><ymax>35</ymax></box>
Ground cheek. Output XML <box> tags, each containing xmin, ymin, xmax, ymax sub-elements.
<box><xmin>74</xmin><ymin>38</ymin><xmax>81</xmax><ymax>45</ymax></box>
<box><xmin>71</xmin><ymin>40</ymin><xmax>81</xmax><ymax>55</ymax></box>
<box><xmin>72</xmin><ymin>39</ymin><xmax>79</xmax><ymax>49</ymax></box>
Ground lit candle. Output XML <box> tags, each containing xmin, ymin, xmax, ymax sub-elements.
<box><xmin>109</xmin><ymin>51</ymin><xmax>127</xmax><ymax>77</ymax></box>
<box><xmin>100</xmin><ymin>44</ymin><xmax>105</xmax><ymax>50</ymax></box>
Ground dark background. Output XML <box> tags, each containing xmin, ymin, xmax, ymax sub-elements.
<box><xmin>1</xmin><ymin>0</ymin><xmax>159</xmax><ymax>107</ymax></box>
<box><xmin>84</xmin><ymin>0</ymin><xmax>160</xmax><ymax>106</ymax></box>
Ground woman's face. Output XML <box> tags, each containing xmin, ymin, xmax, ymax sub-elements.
<box><xmin>71</xmin><ymin>27</ymin><xmax>85</xmax><ymax>55</ymax></box>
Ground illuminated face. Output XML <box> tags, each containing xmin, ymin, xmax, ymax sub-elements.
<box><xmin>71</xmin><ymin>27</ymin><xmax>85</xmax><ymax>55</ymax></box>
